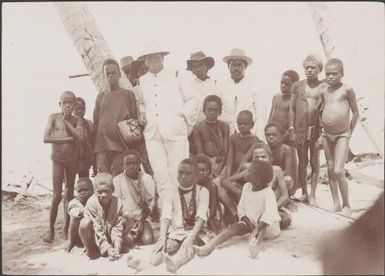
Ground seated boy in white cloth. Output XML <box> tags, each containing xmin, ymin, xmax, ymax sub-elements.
<box><xmin>195</xmin><ymin>160</ymin><xmax>281</xmax><ymax>259</ymax></box>
<box><xmin>127</xmin><ymin>158</ymin><xmax>214</xmax><ymax>273</ymax></box>
<box><xmin>113</xmin><ymin>149</ymin><xmax>155</xmax><ymax>246</ymax></box>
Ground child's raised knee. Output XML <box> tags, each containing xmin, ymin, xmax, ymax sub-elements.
<box><xmin>79</xmin><ymin>217</ymin><xmax>92</xmax><ymax>234</ymax></box>
<box><xmin>284</xmin><ymin>175</ymin><xmax>294</xmax><ymax>191</ymax></box>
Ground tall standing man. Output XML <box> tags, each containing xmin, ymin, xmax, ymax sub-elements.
<box><xmin>289</xmin><ymin>54</ymin><xmax>325</xmax><ymax>206</ymax></box>
<box><xmin>218</xmin><ymin>48</ymin><xmax>264</xmax><ymax>139</ymax></box>
<box><xmin>136</xmin><ymin>42</ymin><xmax>197</xmax><ymax>206</ymax></box>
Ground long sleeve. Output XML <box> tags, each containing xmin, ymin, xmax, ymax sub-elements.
<box><xmin>143</xmin><ymin>174</ymin><xmax>155</xmax><ymax>210</ymax></box>
<box><xmin>134</xmin><ymin>85</ymin><xmax>146</xmax><ymax>114</ymax></box>
<box><xmin>253</xmin><ymin>89</ymin><xmax>266</xmax><ymax>139</ymax></box>
<box><xmin>110</xmin><ymin>199</ymin><xmax>124</xmax><ymax>249</ymax></box>
<box><xmin>196</xmin><ymin>186</ymin><xmax>210</xmax><ymax>222</ymax></box>
<box><xmin>127</xmin><ymin>90</ymin><xmax>138</xmax><ymax>120</ymax></box>
<box><xmin>179</xmin><ymin>80</ymin><xmax>199</xmax><ymax>127</ymax></box>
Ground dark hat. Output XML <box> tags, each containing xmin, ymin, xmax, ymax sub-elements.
<box><xmin>186</xmin><ymin>51</ymin><xmax>215</xmax><ymax>71</ymax></box>
<box><xmin>247</xmin><ymin>160</ymin><xmax>273</xmax><ymax>186</ymax></box>
<box><xmin>120</xmin><ymin>56</ymin><xmax>145</xmax><ymax>76</ymax></box>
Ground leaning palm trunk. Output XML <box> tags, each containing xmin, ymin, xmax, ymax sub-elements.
<box><xmin>56</xmin><ymin>3</ymin><xmax>113</xmax><ymax>94</ymax></box>
<box><xmin>309</xmin><ymin>2</ymin><xmax>383</xmax><ymax>157</ymax></box>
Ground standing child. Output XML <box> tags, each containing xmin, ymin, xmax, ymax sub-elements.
<box><xmin>194</xmin><ymin>160</ymin><xmax>281</xmax><ymax>259</ymax></box>
<box><xmin>79</xmin><ymin>173</ymin><xmax>128</xmax><ymax>260</ymax></box>
<box><xmin>66</xmin><ymin>177</ymin><xmax>93</xmax><ymax>252</ymax></box>
<box><xmin>321</xmin><ymin>58</ymin><xmax>359</xmax><ymax>216</ymax></box>
<box><xmin>73</xmin><ymin>97</ymin><xmax>97</xmax><ymax>177</ymax></box>
<box><xmin>113</xmin><ymin>149</ymin><xmax>155</xmax><ymax>246</ymax></box>
<box><xmin>268</xmin><ymin>70</ymin><xmax>299</xmax><ymax>189</ymax></box>
<box><xmin>193</xmin><ymin>95</ymin><xmax>230</xmax><ymax>176</ymax></box>
<box><xmin>43</xmin><ymin>91</ymin><xmax>84</xmax><ymax>243</ymax></box>
<box><xmin>194</xmin><ymin>154</ymin><xmax>222</xmax><ymax>234</ymax></box>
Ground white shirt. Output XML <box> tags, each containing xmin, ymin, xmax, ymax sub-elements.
<box><xmin>136</xmin><ymin>69</ymin><xmax>198</xmax><ymax>141</ymax></box>
<box><xmin>217</xmin><ymin>76</ymin><xmax>265</xmax><ymax>138</ymax></box>
<box><xmin>187</xmin><ymin>77</ymin><xmax>217</xmax><ymax>124</ymax></box>
<box><xmin>161</xmin><ymin>185</ymin><xmax>209</xmax><ymax>230</ymax></box>
<box><xmin>237</xmin><ymin>183</ymin><xmax>281</xmax><ymax>227</ymax></box>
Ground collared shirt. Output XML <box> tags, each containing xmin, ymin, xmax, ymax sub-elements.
<box><xmin>84</xmin><ymin>195</ymin><xmax>124</xmax><ymax>255</ymax></box>
<box><xmin>217</xmin><ymin>76</ymin><xmax>265</xmax><ymax>138</ymax></box>
<box><xmin>136</xmin><ymin>69</ymin><xmax>198</xmax><ymax>141</ymax></box>
<box><xmin>161</xmin><ymin>184</ymin><xmax>209</xmax><ymax>230</ymax></box>
<box><xmin>113</xmin><ymin>172</ymin><xmax>155</xmax><ymax>220</ymax></box>
<box><xmin>188</xmin><ymin>77</ymin><xmax>217</xmax><ymax>124</ymax></box>
<box><xmin>237</xmin><ymin>184</ymin><xmax>281</xmax><ymax>227</ymax></box>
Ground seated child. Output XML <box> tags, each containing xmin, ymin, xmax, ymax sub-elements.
<box><xmin>113</xmin><ymin>149</ymin><xmax>155</xmax><ymax>246</ymax></box>
<box><xmin>73</xmin><ymin>97</ymin><xmax>97</xmax><ymax>177</ymax></box>
<box><xmin>194</xmin><ymin>160</ymin><xmax>281</xmax><ymax>259</ymax></box>
<box><xmin>321</xmin><ymin>58</ymin><xmax>359</xmax><ymax>216</ymax></box>
<box><xmin>223</xmin><ymin>142</ymin><xmax>292</xmax><ymax>229</ymax></box>
<box><xmin>193</xmin><ymin>95</ymin><xmax>230</xmax><ymax>176</ymax></box>
<box><xmin>43</xmin><ymin>91</ymin><xmax>84</xmax><ymax>243</ymax></box>
<box><xmin>194</xmin><ymin>154</ymin><xmax>222</xmax><ymax>234</ymax></box>
<box><xmin>66</xmin><ymin>177</ymin><xmax>93</xmax><ymax>252</ymax></box>
<box><xmin>79</xmin><ymin>173</ymin><xmax>128</xmax><ymax>260</ymax></box>
<box><xmin>218</xmin><ymin>110</ymin><xmax>261</xmax><ymax>224</ymax></box>
<box><xmin>127</xmin><ymin>158</ymin><xmax>213</xmax><ymax>273</ymax></box>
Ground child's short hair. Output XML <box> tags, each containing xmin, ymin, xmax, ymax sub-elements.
<box><xmin>248</xmin><ymin>160</ymin><xmax>274</xmax><ymax>187</ymax></box>
<box><xmin>179</xmin><ymin>158</ymin><xmax>198</xmax><ymax>171</ymax></box>
<box><xmin>93</xmin><ymin>173</ymin><xmax>114</xmax><ymax>192</ymax></box>
<box><xmin>325</xmin><ymin>58</ymin><xmax>344</xmax><ymax>76</ymax></box>
<box><xmin>282</xmin><ymin>70</ymin><xmax>299</xmax><ymax>83</ymax></box>
<box><xmin>194</xmin><ymin>154</ymin><xmax>212</xmax><ymax>173</ymax></box>
<box><xmin>203</xmin><ymin>95</ymin><xmax>222</xmax><ymax>113</ymax></box>
<box><xmin>102</xmin><ymin>58</ymin><xmax>121</xmax><ymax>75</ymax></box>
<box><xmin>123</xmin><ymin>149</ymin><xmax>142</xmax><ymax>162</ymax></box>
<box><xmin>252</xmin><ymin>141</ymin><xmax>272</xmax><ymax>159</ymax></box>
<box><xmin>76</xmin><ymin>177</ymin><xmax>94</xmax><ymax>192</ymax></box>
<box><xmin>264</xmin><ymin>121</ymin><xmax>283</xmax><ymax>134</ymax></box>
<box><xmin>75</xmin><ymin>97</ymin><xmax>86</xmax><ymax>106</ymax></box>
<box><xmin>237</xmin><ymin>110</ymin><xmax>254</xmax><ymax>122</ymax></box>
<box><xmin>60</xmin><ymin>91</ymin><xmax>76</xmax><ymax>101</ymax></box>
<box><xmin>303</xmin><ymin>54</ymin><xmax>323</xmax><ymax>72</ymax></box>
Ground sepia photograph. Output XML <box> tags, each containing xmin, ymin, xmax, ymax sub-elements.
<box><xmin>2</xmin><ymin>2</ymin><xmax>384</xmax><ymax>275</ymax></box>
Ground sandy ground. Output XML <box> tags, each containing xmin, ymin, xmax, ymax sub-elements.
<box><xmin>2</xmin><ymin>160</ymin><xmax>384</xmax><ymax>275</ymax></box>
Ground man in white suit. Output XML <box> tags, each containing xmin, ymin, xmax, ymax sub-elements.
<box><xmin>217</xmin><ymin>48</ymin><xmax>265</xmax><ymax>139</ymax></box>
<box><xmin>136</xmin><ymin>42</ymin><xmax>197</xmax><ymax>206</ymax></box>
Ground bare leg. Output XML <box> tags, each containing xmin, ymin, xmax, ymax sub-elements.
<box><xmin>43</xmin><ymin>161</ymin><xmax>64</xmax><ymax>243</ymax></box>
<box><xmin>139</xmin><ymin>221</ymin><xmax>155</xmax><ymax>245</ymax></box>
<box><xmin>194</xmin><ymin>222</ymin><xmax>249</xmax><ymax>257</ymax></box>
<box><xmin>289</xmin><ymin>145</ymin><xmax>299</xmax><ymax>194</ymax></box>
<box><xmin>297</xmin><ymin>142</ymin><xmax>309</xmax><ymax>202</ymax></box>
<box><xmin>323</xmin><ymin>136</ymin><xmax>341</xmax><ymax>212</ymax></box>
<box><xmin>166</xmin><ymin>239</ymin><xmax>195</xmax><ymax>273</ymax></box>
<box><xmin>66</xmin><ymin>217</ymin><xmax>81</xmax><ymax>252</ymax></box>
<box><xmin>217</xmin><ymin>185</ymin><xmax>237</xmax><ymax>219</ymax></box>
<box><xmin>308</xmin><ymin>137</ymin><xmax>320</xmax><ymax>206</ymax></box>
<box><xmin>334</xmin><ymin>137</ymin><xmax>351</xmax><ymax>216</ymax></box>
<box><xmin>79</xmin><ymin>217</ymin><xmax>100</xmax><ymax>259</ymax></box>
<box><xmin>63</xmin><ymin>161</ymin><xmax>76</xmax><ymax>240</ymax></box>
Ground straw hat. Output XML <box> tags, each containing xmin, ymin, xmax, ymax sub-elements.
<box><xmin>138</xmin><ymin>42</ymin><xmax>169</xmax><ymax>60</ymax></box>
<box><xmin>223</xmin><ymin>48</ymin><xmax>253</xmax><ymax>65</ymax></box>
<box><xmin>186</xmin><ymin>51</ymin><xmax>215</xmax><ymax>71</ymax></box>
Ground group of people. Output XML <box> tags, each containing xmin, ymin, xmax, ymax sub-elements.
<box><xmin>43</xmin><ymin>42</ymin><xmax>359</xmax><ymax>272</ymax></box>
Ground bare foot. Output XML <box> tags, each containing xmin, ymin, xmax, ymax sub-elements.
<box><xmin>248</xmin><ymin>238</ymin><xmax>260</xmax><ymax>259</ymax></box>
<box><xmin>150</xmin><ymin>252</ymin><xmax>164</xmax><ymax>266</ymax></box>
<box><xmin>333</xmin><ymin>203</ymin><xmax>342</xmax><ymax>212</ymax></box>
<box><xmin>298</xmin><ymin>194</ymin><xmax>308</xmax><ymax>203</ymax></box>
<box><xmin>65</xmin><ymin>242</ymin><xmax>75</xmax><ymax>253</ymax></box>
<box><xmin>340</xmin><ymin>206</ymin><xmax>352</xmax><ymax>217</ymax></box>
<box><xmin>43</xmin><ymin>232</ymin><xmax>54</xmax><ymax>244</ymax></box>
<box><xmin>308</xmin><ymin>196</ymin><xmax>319</xmax><ymax>207</ymax></box>
<box><xmin>194</xmin><ymin>244</ymin><xmax>214</xmax><ymax>257</ymax></box>
<box><xmin>165</xmin><ymin>254</ymin><xmax>178</xmax><ymax>273</ymax></box>
<box><xmin>126</xmin><ymin>255</ymin><xmax>140</xmax><ymax>270</ymax></box>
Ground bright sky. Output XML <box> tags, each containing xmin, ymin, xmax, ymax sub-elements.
<box><xmin>2</xmin><ymin>2</ymin><xmax>384</xmax><ymax>172</ymax></box>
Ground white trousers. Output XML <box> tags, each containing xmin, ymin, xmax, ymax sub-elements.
<box><xmin>145</xmin><ymin>131</ymin><xmax>189</xmax><ymax>208</ymax></box>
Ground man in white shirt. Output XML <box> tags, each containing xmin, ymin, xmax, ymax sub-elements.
<box><xmin>217</xmin><ymin>48</ymin><xmax>265</xmax><ymax>139</ymax></box>
<box><xmin>136</xmin><ymin>42</ymin><xmax>197</xmax><ymax>206</ymax></box>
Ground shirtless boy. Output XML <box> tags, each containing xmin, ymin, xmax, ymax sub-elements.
<box><xmin>193</xmin><ymin>95</ymin><xmax>230</xmax><ymax>176</ymax></box>
<box><xmin>43</xmin><ymin>91</ymin><xmax>84</xmax><ymax>243</ymax></box>
<box><xmin>66</xmin><ymin>177</ymin><xmax>93</xmax><ymax>252</ymax></box>
<box><xmin>289</xmin><ymin>54</ymin><xmax>325</xmax><ymax>206</ymax></box>
<box><xmin>321</xmin><ymin>58</ymin><xmax>359</xmax><ymax>216</ymax></box>
<box><xmin>268</xmin><ymin>70</ymin><xmax>299</xmax><ymax>188</ymax></box>
<box><xmin>73</xmin><ymin>97</ymin><xmax>97</xmax><ymax>177</ymax></box>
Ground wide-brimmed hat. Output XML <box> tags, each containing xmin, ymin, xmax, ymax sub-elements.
<box><xmin>120</xmin><ymin>56</ymin><xmax>146</xmax><ymax>76</ymax></box>
<box><xmin>223</xmin><ymin>48</ymin><xmax>253</xmax><ymax>65</ymax></box>
<box><xmin>186</xmin><ymin>51</ymin><xmax>215</xmax><ymax>71</ymax></box>
<box><xmin>138</xmin><ymin>42</ymin><xmax>169</xmax><ymax>60</ymax></box>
